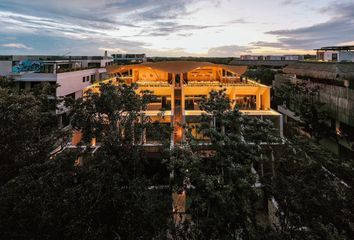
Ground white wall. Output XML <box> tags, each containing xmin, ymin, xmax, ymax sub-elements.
<box><xmin>0</xmin><ymin>61</ymin><xmax>12</xmax><ymax>76</ymax></box>
<box><xmin>323</xmin><ymin>51</ymin><xmax>337</xmax><ymax>61</ymax></box>
<box><xmin>56</xmin><ymin>68</ymin><xmax>107</xmax><ymax>97</ymax></box>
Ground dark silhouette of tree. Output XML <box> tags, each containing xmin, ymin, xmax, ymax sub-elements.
<box><xmin>268</xmin><ymin>137</ymin><xmax>354</xmax><ymax>239</ymax></box>
<box><xmin>169</xmin><ymin>89</ymin><xmax>280</xmax><ymax>239</ymax></box>
<box><xmin>0</xmin><ymin>77</ymin><xmax>60</xmax><ymax>185</ymax></box>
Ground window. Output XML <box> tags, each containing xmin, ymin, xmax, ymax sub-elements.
<box><xmin>82</xmin><ymin>76</ymin><xmax>85</xmax><ymax>82</ymax></box>
<box><xmin>90</xmin><ymin>74</ymin><xmax>96</xmax><ymax>83</ymax></box>
<box><xmin>86</xmin><ymin>76</ymin><xmax>89</xmax><ymax>82</ymax></box>
<box><xmin>235</xmin><ymin>95</ymin><xmax>257</xmax><ymax>110</ymax></box>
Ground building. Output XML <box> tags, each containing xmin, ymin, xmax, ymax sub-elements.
<box><xmin>273</xmin><ymin>62</ymin><xmax>354</xmax><ymax>160</ymax></box>
<box><xmin>76</xmin><ymin>61</ymin><xmax>283</xmax><ymax>146</ymax></box>
<box><xmin>240</xmin><ymin>55</ymin><xmax>304</xmax><ymax>61</ymax></box>
<box><xmin>0</xmin><ymin>55</ymin><xmax>112</xmax><ymax>98</ymax></box>
<box><xmin>111</xmin><ymin>53</ymin><xmax>147</xmax><ymax>65</ymax></box>
<box><xmin>0</xmin><ymin>55</ymin><xmax>113</xmax><ymax>127</ymax></box>
<box><xmin>315</xmin><ymin>46</ymin><xmax>354</xmax><ymax>62</ymax></box>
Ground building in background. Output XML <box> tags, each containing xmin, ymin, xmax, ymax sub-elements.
<box><xmin>0</xmin><ymin>55</ymin><xmax>113</xmax><ymax>127</ymax></box>
<box><xmin>111</xmin><ymin>53</ymin><xmax>147</xmax><ymax>65</ymax></box>
<box><xmin>240</xmin><ymin>55</ymin><xmax>304</xmax><ymax>61</ymax></box>
<box><xmin>0</xmin><ymin>55</ymin><xmax>113</xmax><ymax>98</ymax></box>
<box><xmin>315</xmin><ymin>46</ymin><xmax>354</xmax><ymax>62</ymax></box>
<box><xmin>273</xmin><ymin>62</ymin><xmax>354</xmax><ymax>160</ymax></box>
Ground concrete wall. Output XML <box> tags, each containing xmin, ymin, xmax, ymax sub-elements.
<box><xmin>231</xmin><ymin>60</ymin><xmax>297</xmax><ymax>67</ymax></box>
<box><xmin>274</xmin><ymin>74</ymin><xmax>354</xmax><ymax>127</ymax></box>
<box><xmin>0</xmin><ymin>61</ymin><xmax>12</xmax><ymax>76</ymax></box>
<box><xmin>56</xmin><ymin>68</ymin><xmax>106</xmax><ymax>97</ymax></box>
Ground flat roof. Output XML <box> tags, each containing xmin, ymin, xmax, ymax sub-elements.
<box><xmin>108</xmin><ymin>61</ymin><xmax>248</xmax><ymax>75</ymax></box>
<box><xmin>315</xmin><ymin>46</ymin><xmax>354</xmax><ymax>51</ymax></box>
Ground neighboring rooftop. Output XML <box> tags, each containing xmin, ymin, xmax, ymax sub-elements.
<box><xmin>108</xmin><ymin>61</ymin><xmax>248</xmax><ymax>75</ymax></box>
<box><xmin>283</xmin><ymin>62</ymin><xmax>354</xmax><ymax>81</ymax></box>
<box><xmin>315</xmin><ymin>46</ymin><xmax>354</xmax><ymax>51</ymax></box>
<box><xmin>0</xmin><ymin>55</ymin><xmax>112</xmax><ymax>61</ymax></box>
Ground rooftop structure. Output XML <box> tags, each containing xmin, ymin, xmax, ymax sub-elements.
<box><xmin>240</xmin><ymin>55</ymin><xmax>304</xmax><ymax>61</ymax></box>
<box><xmin>80</xmin><ymin>61</ymin><xmax>283</xmax><ymax>146</ymax></box>
<box><xmin>315</xmin><ymin>46</ymin><xmax>354</xmax><ymax>62</ymax></box>
<box><xmin>283</xmin><ymin>62</ymin><xmax>354</xmax><ymax>85</ymax></box>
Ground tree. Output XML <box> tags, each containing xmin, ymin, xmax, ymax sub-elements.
<box><xmin>0</xmin><ymin>81</ymin><xmax>173</xmax><ymax>240</ymax></box>
<box><xmin>0</xmin><ymin>78</ymin><xmax>61</xmax><ymax>184</ymax></box>
<box><xmin>168</xmin><ymin>89</ymin><xmax>280</xmax><ymax>239</ymax></box>
<box><xmin>273</xmin><ymin>80</ymin><xmax>329</xmax><ymax>141</ymax></box>
<box><xmin>244</xmin><ymin>68</ymin><xmax>276</xmax><ymax>86</ymax></box>
<box><xmin>268</xmin><ymin>137</ymin><xmax>354</xmax><ymax>239</ymax></box>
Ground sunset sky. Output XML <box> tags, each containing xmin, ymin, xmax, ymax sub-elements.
<box><xmin>0</xmin><ymin>0</ymin><xmax>353</xmax><ymax>56</ymax></box>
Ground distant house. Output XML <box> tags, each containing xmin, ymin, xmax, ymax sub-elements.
<box><xmin>240</xmin><ymin>55</ymin><xmax>304</xmax><ymax>61</ymax></box>
<box><xmin>315</xmin><ymin>46</ymin><xmax>354</xmax><ymax>62</ymax></box>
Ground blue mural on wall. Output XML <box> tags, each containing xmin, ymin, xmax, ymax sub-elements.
<box><xmin>12</xmin><ymin>59</ymin><xmax>42</xmax><ymax>73</ymax></box>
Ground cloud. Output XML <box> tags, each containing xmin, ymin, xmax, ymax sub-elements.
<box><xmin>226</xmin><ymin>18</ymin><xmax>252</xmax><ymax>24</ymax></box>
<box><xmin>249</xmin><ymin>41</ymin><xmax>286</xmax><ymax>48</ymax></box>
<box><xmin>207</xmin><ymin>45</ymin><xmax>254</xmax><ymax>57</ymax></box>
<box><xmin>281</xmin><ymin>0</ymin><xmax>304</xmax><ymax>6</ymax></box>
<box><xmin>98</xmin><ymin>47</ymin><xmax>127</xmax><ymax>54</ymax></box>
<box><xmin>0</xmin><ymin>43</ymin><xmax>32</xmax><ymax>49</ymax></box>
<box><xmin>137</xmin><ymin>21</ymin><xmax>223</xmax><ymax>37</ymax></box>
<box><xmin>263</xmin><ymin>1</ymin><xmax>354</xmax><ymax>50</ymax></box>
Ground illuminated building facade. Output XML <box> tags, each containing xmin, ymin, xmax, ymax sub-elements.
<box><xmin>81</xmin><ymin>61</ymin><xmax>283</xmax><ymax>146</ymax></box>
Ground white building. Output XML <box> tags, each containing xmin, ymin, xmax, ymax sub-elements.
<box><xmin>0</xmin><ymin>55</ymin><xmax>113</xmax><ymax>98</ymax></box>
<box><xmin>316</xmin><ymin>46</ymin><xmax>354</xmax><ymax>62</ymax></box>
<box><xmin>0</xmin><ymin>55</ymin><xmax>113</xmax><ymax>127</ymax></box>
<box><xmin>240</xmin><ymin>55</ymin><xmax>304</xmax><ymax>61</ymax></box>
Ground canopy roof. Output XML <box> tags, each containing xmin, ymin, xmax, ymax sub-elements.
<box><xmin>107</xmin><ymin>61</ymin><xmax>248</xmax><ymax>75</ymax></box>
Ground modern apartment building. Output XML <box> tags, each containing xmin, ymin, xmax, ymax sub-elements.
<box><xmin>0</xmin><ymin>55</ymin><xmax>112</xmax><ymax>97</ymax></box>
<box><xmin>75</xmin><ymin>61</ymin><xmax>283</xmax><ymax>146</ymax></box>
<box><xmin>0</xmin><ymin>55</ymin><xmax>113</xmax><ymax>127</ymax></box>
<box><xmin>273</xmin><ymin>62</ymin><xmax>354</xmax><ymax>160</ymax></box>
<box><xmin>315</xmin><ymin>46</ymin><xmax>354</xmax><ymax>62</ymax></box>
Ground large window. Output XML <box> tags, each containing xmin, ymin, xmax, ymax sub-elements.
<box><xmin>185</xmin><ymin>95</ymin><xmax>206</xmax><ymax>110</ymax></box>
<box><xmin>147</xmin><ymin>96</ymin><xmax>171</xmax><ymax>110</ymax></box>
<box><xmin>235</xmin><ymin>95</ymin><xmax>257</xmax><ymax>110</ymax></box>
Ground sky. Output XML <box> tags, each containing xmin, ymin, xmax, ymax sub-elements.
<box><xmin>0</xmin><ymin>0</ymin><xmax>353</xmax><ymax>57</ymax></box>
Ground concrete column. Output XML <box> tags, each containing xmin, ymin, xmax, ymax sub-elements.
<box><xmin>256</xmin><ymin>92</ymin><xmax>261</xmax><ymax>110</ymax></box>
<box><xmin>280</xmin><ymin>114</ymin><xmax>284</xmax><ymax>138</ymax></box>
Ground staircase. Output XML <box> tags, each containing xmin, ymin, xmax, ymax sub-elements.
<box><xmin>173</xmin><ymin>86</ymin><xmax>183</xmax><ymax>144</ymax></box>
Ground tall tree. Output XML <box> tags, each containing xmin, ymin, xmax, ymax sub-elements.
<box><xmin>268</xmin><ymin>137</ymin><xmax>354</xmax><ymax>239</ymax></box>
<box><xmin>0</xmin><ymin>78</ymin><xmax>60</xmax><ymax>184</ymax></box>
<box><xmin>169</xmin><ymin>89</ymin><xmax>280</xmax><ymax>239</ymax></box>
<box><xmin>0</xmin><ymin>81</ymin><xmax>173</xmax><ymax>240</ymax></box>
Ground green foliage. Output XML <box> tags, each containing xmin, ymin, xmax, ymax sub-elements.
<box><xmin>268</xmin><ymin>137</ymin><xmax>354</xmax><ymax>239</ymax></box>
<box><xmin>66</xmin><ymin>81</ymin><xmax>155</xmax><ymax>145</ymax></box>
<box><xmin>274</xmin><ymin>80</ymin><xmax>330</xmax><ymax>141</ymax></box>
<box><xmin>244</xmin><ymin>68</ymin><xmax>276</xmax><ymax>86</ymax></box>
<box><xmin>0</xmin><ymin>79</ymin><xmax>60</xmax><ymax>184</ymax></box>
<box><xmin>0</xmin><ymin>150</ymin><xmax>171</xmax><ymax>240</ymax></box>
<box><xmin>0</xmin><ymin>81</ymin><xmax>172</xmax><ymax>240</ymax></box>
<box><xmin>169</xmin><ymin>89</ymin><xmax>280</xmax><ymax>239</ymax></box>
